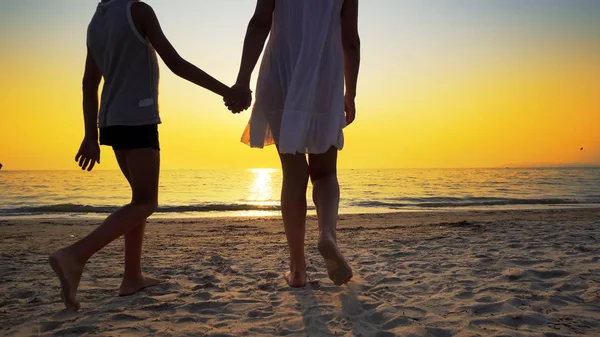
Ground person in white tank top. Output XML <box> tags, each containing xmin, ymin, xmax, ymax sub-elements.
<box><xmin>49</xmin><ymin>0</ymin><xmax>250</xmax><ymax>311</ymax></box>
<box><xmin>229</xmin><ymin>0</ymin><xmax>361</xmax><ymax>287</ymax></box>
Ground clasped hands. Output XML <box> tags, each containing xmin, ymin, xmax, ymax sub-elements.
<box><xmin>224</xmin><ymin>84</ymin><xmax>253</xmax><ymax>114</ymax></box>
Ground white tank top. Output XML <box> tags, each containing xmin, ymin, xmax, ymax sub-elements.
<box><xmin>87</xmin><ymin>0</ymin><xmax>160</xmax><ymax>128</ymax></box>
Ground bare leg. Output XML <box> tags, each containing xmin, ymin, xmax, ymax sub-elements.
<box><xmin>49</xmin><ymin>148</ymin><xmax>160</xmax><ymax>310</ymax></box>
<box><xmin>114</xmin><ymin>151</ymin><xmax>161</xmax><ymax>296</ymax></box>
<box><xmin>278</xmin><ymin>150</ymin><xmax>310</xmax><ymax>287</ymax></box>
<box><xmin>309</xmin><ymin>146</ymin><xmax>352</xmax><ymax>285</ymax></box>
<box><xmin>119</xmin><ymin>222</ymin><xmax>160</xmax><ymax>296</ymax></box>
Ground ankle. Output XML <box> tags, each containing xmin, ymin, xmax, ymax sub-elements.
<box><xmin>290</xmin><ymin>261</ymin><xmax>306</xmax><ymax>272</ymax></box>
<box><xmin>59</xmin><ymin>246</ymin><xmax>87</xmax><ymax>266</ymax></box>
<box><xmin>122</xmin><ymin>271</ymin><xmax>143</xmax><ymax>281</ymax></box>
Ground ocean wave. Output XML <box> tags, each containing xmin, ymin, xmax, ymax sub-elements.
<box><xmin>0</xmin><ymin>197</ymin><xmax>598</xmax><ymax>216</ymax></box>
<box><xmin>0</xmin><ymin>203</ymin><xmax>282</xmax><ymax>215</ymax></box>
<box><xmin>353</xmin><ymin>197</ymin><xmax>598</xmax><ymax>209</ymax></box>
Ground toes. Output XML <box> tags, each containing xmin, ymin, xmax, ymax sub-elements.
<box><xmin>143</xmin><ymin>277</ymin><xmax>162</xmax><ymax>287</ymax></box>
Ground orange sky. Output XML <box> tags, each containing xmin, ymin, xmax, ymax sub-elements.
<box><xmin>0</xmin><ymin>1</ymin><xmax>599</xmax><ymax>170</ymax></box>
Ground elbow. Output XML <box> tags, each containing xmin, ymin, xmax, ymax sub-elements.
<box><xmin>249</xmin><ymin>16</ymin><xmax>272</xmax><ymax>33</ymax></box>
<box><xmin>82</xmin><ymin>78</ymin><xmax>100</xmax><ymax>93</ymax></box>
<box><xmin>165</xmin><ymin>56</ymin><xmax>186</xmax><ymax>77</ymax></box>
<box><xmin>170</xmin><ymin>65</ymin><xmax>184</xmax><ymax>78</ymax></box>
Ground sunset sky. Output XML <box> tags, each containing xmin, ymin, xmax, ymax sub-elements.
<box><xmin>1</xmin><ymin>0</ymin><xmax>599</xmax><ymax>170</ymax></box>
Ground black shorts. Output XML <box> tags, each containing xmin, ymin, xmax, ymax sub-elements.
<box><xmin>99</xmin><ymin>124</ymin><xmax>160</xmax><ymax>151</ymax></box>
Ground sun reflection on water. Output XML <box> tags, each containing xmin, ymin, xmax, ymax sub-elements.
<box><xmin>248</xmin><ymin>168</ymin><xmax>278</xmax><ymax>206</ymax></box>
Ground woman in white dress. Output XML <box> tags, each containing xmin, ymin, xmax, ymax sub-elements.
<box><xmin>231</xmin><ymin>0</ymin><xmax>360</xmax><ymax>287</ymax></box>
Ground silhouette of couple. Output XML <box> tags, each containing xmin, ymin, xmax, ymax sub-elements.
<box><xmin>50</xmin><ymin>0</ymin><xmax>360</xmax><ymax>311</ymax></box>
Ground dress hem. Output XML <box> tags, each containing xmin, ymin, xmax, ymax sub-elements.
<box><xmin>241</xmin><ymin>108</ymin><xmax>345</xmax><ymax>154</ymax></box>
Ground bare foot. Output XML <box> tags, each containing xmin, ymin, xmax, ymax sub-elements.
<box><xmin>318</xmin><ymin>235</ymin><xmax>353</xmax><ymax>286</ymax></box>
<box><xmin>284</xmin><ymin>270</ymin><xmax>307</xmax><ymax>288</ymax></box>
<box><xmin>49</xmin><ymin>248</ymin><xmax>84</xmax><ymax>311</ymax></box>
<box><xmin>119</xmin><ymin>275</ymin><xmax>162</xmax><ymax>296</ymax></box>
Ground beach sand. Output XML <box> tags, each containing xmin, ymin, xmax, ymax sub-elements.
<box><xmin>1</xmin><ymin>208</ymin><xmax>599</xmax><ymax>336</ymax></box>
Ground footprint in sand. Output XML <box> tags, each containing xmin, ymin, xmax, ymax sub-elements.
<box><xmin>381</xmin><ymin>315</ymin><xmax>413</xmax><ymax>330</ymax></box>
<box><xmin>110</xmin><ymin>313</ymin><xmax>144</xmax><ymax>322</ymax></box>
<box><xmin>454</xmin><ymin>291</ymin><xmax>475</xmax><ymax>299</ymax></box>
<box><xmin>527</xmin><ymin>269</ymin><xmax>569</xmax><ymax>279</ymax></box>
<box><xmin>182</xmin><ymin>301</ymin><xmax>228</xmax><ymax>314</ymax></box>
<box><xmin>140</xmin><ymin>302</ymin><xmax>178</xmax><ymax>312</ymax></box>
<box><xmin>51</xmin><ymin>326</ymin><xmax>97</xmax><ymax>336</ymax></box>
<box><xmin>374</xmin><ymin>276</ymin><xmax>404</xmax><ymax>286</ymax></box>
<box><xmin>467</xmin><ymin>301</ymin><xmax>506</xmax><ymax>315</ymax></box>
<box><xmin>509</xmin><ymin>258</ymin><xmax>552</xmax><ymax>266</ymax></box>
<box><xmin>248</xmin><ymin>306</ymin><xmax>274</xmax><ymax>318</ymax></box>
<box><xmin>130</xmin><ymin>296</ymin><xmax>159</xmax><ymax>306</ymax></box>
<box><xmin>191</xmin><ymin>290</ymin><xmax>212</xmax><ymax>300</ymax></box>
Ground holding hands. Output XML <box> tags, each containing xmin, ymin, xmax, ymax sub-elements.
<box><xmin>224</xmin><ymin>84</ymin><xmax>252</xmax><ymax>114</ymax></box>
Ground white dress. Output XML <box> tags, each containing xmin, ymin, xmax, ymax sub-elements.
<box><xmin>241</xmin><ymin>0</ymin><xmax>346</xmax><ymax>154</ymax></box>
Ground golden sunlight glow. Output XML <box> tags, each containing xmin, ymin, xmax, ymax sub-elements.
<box><xmin>235</xmin><ymin>210</ymin><xmax>278</xmax><ymax>217</ymax></box>
<box><xmin>0</xmin><ymin>1</ymin><xmax>599</xmax><ymax>170</ymax></box>
<box><xmin>248</xmin><ymin>168</ymin><xmax>277</xmax><ymax>205</ymax></box>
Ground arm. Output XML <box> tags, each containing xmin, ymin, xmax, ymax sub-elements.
<box><xmin>235</xmin><ymin>0</ymin><xmax>275</xmax><ymax>89</ymax></box>
<box><xmin>132</xmin><ymin>2</ymin><xmax>231</xmax><ymax>98</ymax></box>
<box><xmin>75</xmin><ymin>48</ymin><xmax>102</xmax><ymax>171</ymax></box>
<box><xmin>341</xmin><ymin>0</ymin><xmax>360</xmax><ymax>125</ymax></box>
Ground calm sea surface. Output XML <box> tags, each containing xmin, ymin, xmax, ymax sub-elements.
<box><xmin>0</xmin><ymin>168</ymin><xmax>599</xmax><ymax>218</ymax></box>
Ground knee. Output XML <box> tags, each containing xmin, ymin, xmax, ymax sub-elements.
<box><xmin>131</xmin><ymin>198</ymin><xmax>158</xmax><ymax>216</ymax></box>
<box><xmin>309</xmin><ymin>169</ymin><xmax>336</xmax><ymax>184</ymax></box>
<box><xmin>282</xmin><ymin>167</ymin><xmax>310</xmax><ymax>186</ymax></box>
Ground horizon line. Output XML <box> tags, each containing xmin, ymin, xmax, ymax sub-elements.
<box><xmin>1</xmin><ymin>166</ymin><xmax>600</xmax><ymax>172</ymax></box>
